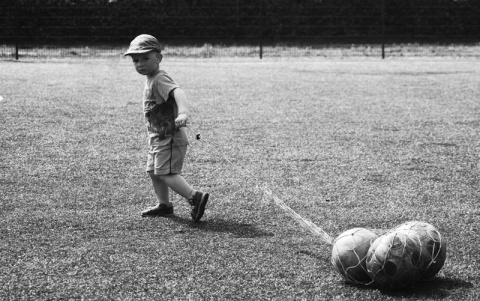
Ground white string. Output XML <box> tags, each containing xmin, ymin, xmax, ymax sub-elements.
<box><xmin>186</xmin><ymin>126</ymin><xmax>334</xmax><ymax>245</ymax></box>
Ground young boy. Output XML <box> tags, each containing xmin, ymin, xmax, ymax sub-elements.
<box><xmin>124</xmin><ymin>34</ymin><xmax>209</xmax><ymax>221</ymax></box>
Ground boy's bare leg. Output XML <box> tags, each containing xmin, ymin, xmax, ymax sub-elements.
<box><xmin>159</xmin><ymin>174</ymin><xmax>209</xmax><ymax>222</ymax></box>
<box><xmin>141</xmin><ymin>172</ymin><xmax>175</xmax><ymax>217</ymax></box>
<box><xmin>149</xmin><ymin>172</ymin><xmax>172</xmax><ymax>207</ymax></box>
<box><xmin>144</xmin><ymin>173</ymin><xmax>208</xmax><ymax>221</ymax></box>
<box><xmin>157</xmin><ymin>174</ymin><xmax>195</xmax><ymax>201</ymax></box>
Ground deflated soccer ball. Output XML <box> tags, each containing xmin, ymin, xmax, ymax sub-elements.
<box><xmin>394</xmin><ymin>221</ymin><xmax>447</xmax><ymax>279</ymax></box>
<box><xmin>331</xmin><ymin>228</ymin><xmax>379</xmax><ymax>284</ymax></box>
<box><xmin>366</xmin><ymin>231</ymin><xmax>422</xmax><ymax>290</ymax></box>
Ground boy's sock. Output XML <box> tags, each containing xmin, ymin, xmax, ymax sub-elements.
<box><xmin>160</xmin><ymin>201</ymin><xmax>173</xmax><ymax>208</ymax></box>
<box><xmin>188</xmin><ymin>190</ymin><xmax>196</xmax><ymax>200</ymax></box>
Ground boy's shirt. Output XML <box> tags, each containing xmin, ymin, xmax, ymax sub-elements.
<box><xmin>143</xmin><ymin>70</ymin><xmax>189</xmax><ymax>147</ymax></box>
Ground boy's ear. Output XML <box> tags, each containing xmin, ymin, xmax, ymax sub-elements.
<box><xmin>157</xmin><ymin>53</ymin><xmax>163</xmax><ymax>63</ymax></box>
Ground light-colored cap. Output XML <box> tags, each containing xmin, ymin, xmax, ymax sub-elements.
<box><xmin>124</xmin><ymin>34</ymin><xmax>161</xmax><ymax>56</ymax></box>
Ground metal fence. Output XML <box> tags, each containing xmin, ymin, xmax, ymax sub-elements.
<box><xmin>3</xmin><ymin>42</ymin><xmax>480</xmax><ymax>60</ymax></box>
<box><xmin>1</xmin><ymin>0</ymin><xmax>480</xmax><ymax>59</ymax></box>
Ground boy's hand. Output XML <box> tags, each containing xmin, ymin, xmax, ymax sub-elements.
<box><xmin>175</xmin><ymin>113</ymin><xmax>188</xmax><ymax>128</ymax></box>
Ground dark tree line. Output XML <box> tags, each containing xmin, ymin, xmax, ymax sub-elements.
<box><xmin>1</xmin><ymin>0</ymin><xmax>479</xmax><ymax>45</ymax></box>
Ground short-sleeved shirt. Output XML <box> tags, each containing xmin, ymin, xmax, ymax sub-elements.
<box><xmin>143</xmin><ymin>70</ymin><xmax>189</xmax><ymax>147</ymax></box>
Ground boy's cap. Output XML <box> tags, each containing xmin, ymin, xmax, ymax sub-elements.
<box><xmin>124</xmin><ymin>34</ymin><xmax>161</xmax><ymax>56</ymax></box>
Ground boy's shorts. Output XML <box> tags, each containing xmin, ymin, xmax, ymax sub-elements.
<box><xmin>146</xmin><ymin>143</ymin><xmax>187</xmax><ymax>175</ymax></box>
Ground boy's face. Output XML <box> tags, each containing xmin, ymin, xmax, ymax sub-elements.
<box><xmin>130</xmin><ymin>51</ymin><xmax>162</xmax><ymax>77</ymax></box>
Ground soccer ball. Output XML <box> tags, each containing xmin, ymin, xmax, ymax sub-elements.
<box><xmin>331</xmin><ymin>228</ymin><xmax>379</xmax><ymax>284</ymax></box>
<box><xmin>366</xmin><ymin>231</ymin><xmax>422</xmax><ymax>290</ymax></box>
<box><xmin>394</xmin><ymin>221</ymin><xmax>447</xmax><ymax>279</ymax></box>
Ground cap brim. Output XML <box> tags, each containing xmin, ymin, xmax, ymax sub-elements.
<box><xmin>124</xmin><ymin>49</ymin><xmax>154</xmax><ymax>56</ymax></box>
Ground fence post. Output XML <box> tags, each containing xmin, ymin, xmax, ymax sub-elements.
<box><xmin>14</xmin><ymin>0</ymin><xmax>19</xmax><ymax>60</ymax></box>
<box><xmin>259</xmin><ymin>0</ymin><xmax>265</xmax><ymax>59</ymax></box>
<box><xmin>15</xmin><ymin>37</ymin><xmax>19</xmax><ymax>60</ymax></box>
<box><xmin>381</xmin><ymin>0</ymin><xmax>385</xmax><ymax>59</ymax></box>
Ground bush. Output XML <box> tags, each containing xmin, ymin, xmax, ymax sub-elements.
<box><xmin>1</xmin><ymin>0</ymin><xmax>479</xmax><ymax>45</ymax></box>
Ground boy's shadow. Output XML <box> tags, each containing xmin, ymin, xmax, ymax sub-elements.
<box><xmin>169</xmin><ymin>215</ymin><xmax>275</xmax><ymax>238</ymax></box>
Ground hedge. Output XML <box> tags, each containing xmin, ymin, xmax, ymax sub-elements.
<box><xmin>1</xmin><ymin>0</ymin><xmax>479</xmax><ymax>44</ymax></box>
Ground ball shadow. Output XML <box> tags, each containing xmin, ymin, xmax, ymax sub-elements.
<box><xmin>350</xmin><ymin>276</ymin><xmax>473</xmax><ymax>299</ymax></box>
<box><xmin>387</xmin><ymin>276</ymin><xmax>474</xmax><ymax>298</ymax></box>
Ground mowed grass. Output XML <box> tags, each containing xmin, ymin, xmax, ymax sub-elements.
<box><xmin>0</xmin><ymin>56</ymin><xmax>479</xmax><ymax>300</ymax></box>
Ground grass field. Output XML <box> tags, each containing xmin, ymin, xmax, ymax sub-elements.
<box><xmin>0</xmin><ymin>56</ymin><xmax>479</xmax><ymax>300</ymax></box>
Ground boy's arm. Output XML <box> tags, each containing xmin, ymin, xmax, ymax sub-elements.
<box><xmin>171</xmin><ymin>88</ymin><xmax>189</xmax><ymax>127</ymax></box>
